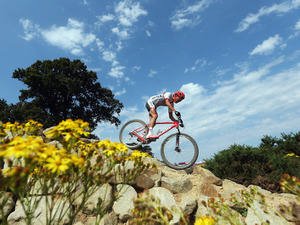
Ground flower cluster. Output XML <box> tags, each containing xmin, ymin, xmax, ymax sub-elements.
<box><xmin>44</xmin><ymin>119</ymin><xmax>90</xmax><ymax>151</ymax></box>
<box><xmin>285</xmin><ymin>153</ymin><xmax>300</xmax><ymax>158</ymax></box>
<box><xmin>0</xmin><ymin>119</ymin><xmax>43</xmax><ymax>139</ymax></box>
<box><xmin>194</xmin><ymin>216</ymin><xmax>215</xmax><ymax>225</ymax></box>
<box><xmin>0</xmin><ymin>119</ymin><xmax>153</xmax><ymax>225</ymax></box>
<box><xmin>280</xmin><ymin>174</ymin><xmax>300</xmax><ymax>196</ymax></box>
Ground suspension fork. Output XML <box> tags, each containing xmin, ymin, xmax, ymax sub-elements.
<box><xmin>175</xmin><ymin>127</ymin><xmax>181</xmax><ymax>151</ymax></box>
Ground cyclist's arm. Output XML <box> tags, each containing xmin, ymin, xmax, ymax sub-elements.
<box><xmin>168</xmin><ymin>112</ymin><xmax>177</xmax><ymax>122</ymax></box>
<box><xmin>165</xmin><ymin>98</ymin><xmax>175</xmax><ymax>112</ymax></box>
<box><xmin>165</xmin><ymin>99</ymin><xmax>177</xmax><ymax>122</ymax></box>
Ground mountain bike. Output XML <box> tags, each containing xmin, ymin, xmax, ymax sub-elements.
<box><xmin>119</xmin><ymin>115</ymin><xmax>199</xmax><ymax>170</ymax></box>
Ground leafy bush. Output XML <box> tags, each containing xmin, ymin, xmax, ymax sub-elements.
<box><xmin>204</xmin><ymin>132</ymin><xmax>300</xmax><ymax>192</ymax></box>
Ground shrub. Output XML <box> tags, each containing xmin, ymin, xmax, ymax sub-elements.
<box><xmin>204</xmin><ymin>132</ymin><xmax>300</xmax><ymax>192</ymax></box>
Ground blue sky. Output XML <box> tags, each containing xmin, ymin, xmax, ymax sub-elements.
<box><xmin>1</xmin><ymin>0</ymin><xmax>300</xmax><ymax>160</ymax></box>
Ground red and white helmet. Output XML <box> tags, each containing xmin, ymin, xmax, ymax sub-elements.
<box><xmin>174</xmin><ymin>90</ymin><xmax>185</xmax><ymax>99</ymax></box>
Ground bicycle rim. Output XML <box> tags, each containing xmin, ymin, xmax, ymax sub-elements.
<box><xmin>119</xmin><ymin>120</ymin><xmax>148</xmax><ymax>149</ymax></box>
<box><xmin>161</xmin><ymin>133</ymin><xmax>199</xmax><ymax>170</ymax></box>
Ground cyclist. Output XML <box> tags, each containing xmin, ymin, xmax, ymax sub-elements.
<box><xmin>145</xmin><ymin>90</ymin><xmax>185</xmax><ymax>138</ymax></box>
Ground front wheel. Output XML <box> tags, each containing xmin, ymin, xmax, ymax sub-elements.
<box><xmin>119</xmin><ymin>119</ymin><xmax>148</xmax><ymax>149</ymax></box>
<box><xmin>161</xmin><ymin>133</ymin><xmax>199</xmax><ymax>170</ymax></box>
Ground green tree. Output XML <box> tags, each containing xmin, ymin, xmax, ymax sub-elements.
<box><xmin>7</xmin><ymin>58</ymin><xmax>123</xmax><ymax>131</ymax></box>
<box><xmin>0</xmin><ymin>99</ymin><xmax>10</xmax><ymax>122</ymax></box>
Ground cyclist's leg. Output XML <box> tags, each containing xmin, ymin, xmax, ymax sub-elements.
<box><xmin>145</xmin><ymin>101</ymin><xmax>157</xmax><ymax>137</ymax></box>
<box><xmin>148</xmin><ymin>107</ymin><xmax>158</xmax><ymax>128</ymax></box>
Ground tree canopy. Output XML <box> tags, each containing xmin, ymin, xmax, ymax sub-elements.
<box><xmin>2</xmin><ymin>58</ymin><xmax>123</xmax><ymax>132</ymax></box>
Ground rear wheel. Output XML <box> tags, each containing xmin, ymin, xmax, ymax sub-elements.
<box><xmin>161</xmin><ymin>133</ymin><xmax>199</xmax><ymax>170</ymax></box>
<box><xmin>119</xmin><ymin>119</ymin><xmax>148</xmax><ymax>149</ymax></box>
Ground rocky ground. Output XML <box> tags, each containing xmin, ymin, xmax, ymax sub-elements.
<box><xmin>1</xmin><ymin>135</ymin><xmax>300</xmax><ymax>225</ymax></box>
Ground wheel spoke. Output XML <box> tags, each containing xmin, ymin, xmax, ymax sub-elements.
<box><xmin>119</xmin><ymin>120</ymin><xmax>148</xmax><ymax>149</ymax></box>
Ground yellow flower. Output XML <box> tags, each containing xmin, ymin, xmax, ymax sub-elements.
<box><xmin>131</xmin><ymin>150</ymin><xmax>149</xmax><ymax>158</ymax></box>
<box><xmin>36</xmin><ymin>145</ymin><xmax>60</xmax><ymax>161</ymax></box>
<box><xmin>103</xmin><ymin>149</ymin><xmax>116</xmax><ymax>156</ymax></box>
<box><xmin>45</xmin><ymin>155</ymin><xmax>72</xmax><ymax>174</ymax></box>
<box><xmin>71</xmin><ymin>155</ymin><xmax>85</xmax><ymax>167</ymax></box>
<box><xmin>285</xmin><ymin>153</ymin><xmax>299</xmax><ymax>158</ymax></box>
<box><xmin>115</xmin><ymin>143</ymin><xmax>128</xmax><ymax>153</ymax></box>
<box><xmin>194</xmin><ymin>216</ymin><xmax>215</xmax><ymax>225</ymax></box>
<box><xmin>98</xmin><ymin>139</ymin><xmax>114</xmax><ymax>149</ymax></box>
<box><xmin>2</xmin><ymin>167</ymin><xmax>18</xmax><ymax>177</ymax></box>
<box><xmin>45</xmin><ymin>119</ymin><xmax>90</xmax><ymax>141</ymax></box>
<box><xmin>0</xmin><ymin>136</ymin><xmax>44</xmax><ymax>158</ymax></box>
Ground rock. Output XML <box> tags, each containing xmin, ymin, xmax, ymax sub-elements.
<box><xmin>196</xmin><ymin>196</ymin><xmax>211</xmax><ymax>217</ymax></box>
<box><xmin>74</xmin><ymin>183</ymin><xmax>113</xmax><ymax>215</ymax></box>
<box><xmin>99</xmin><ymin>211</ymin><xmax>118</xmax><ymax>225</ymax></box>
<box><xmin>147</xmin><ymin>187</ymin><xmax>181</xmax><ymax>225</ymax></box>
<box><xmin>0</xmin><ymin>192</ymin><xmax>15</xmax><ymax>220</ymax></box>
<box><xmin>146</xmin><ymin>168</ymin><xmax>162</xmax><ymax>187</ymax></box>
<box><xmin>134</xmin><ymin>174</ymin><xmax>155</xmax><ymax>190</ymax></box>
<box><xmin>199</xmin><ymin>182</ymin><xmax>219</xmax><ymax>197</ymax></box>
<box><xmin>80</xmin><ymin>137</ymin><xmax>100</xmax><ymax>144</ymax></box>
<box><xmin>219</xmin><ymin>189</ymin><xmax>244</xmax><ymax>209</ymax></box>
<box><xmin>192</xmin><ymin>166</ymin><xmax>222</xmax><ymax>186</ymax></box>
<box><xmin>245</xmin><ymin>200</ymin><xmax>290</xmax><ymax>225</ymax></box>
<box><xmin>222</xmin><ymin>179</ymin><xmax>247</xmax><ymax>191</ymax></box>
<box><xmin>161</xmin><ymin>176</ymin><xmax>193</xmax><ymax>193</ymax></box>
<box><xmin>112</xmin><ymin>184</ymin><xmax>137</xmax><ymax>222</ymax></box>
<box><xmin>179</xmin><ymin>195</ymin><xmax>197</xmax><ymax>215</ymax></box>
<box><xmin>7</xmin><ymin>196</ymin><xmax>70</xmax><ymax>225</ymax></box>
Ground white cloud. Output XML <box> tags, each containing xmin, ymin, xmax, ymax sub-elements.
<box><xmin>111</xmin><ymin>27</ymin><xmax>130</xmax><ymax>39</ymax></box>
<box><xmin>20</xmin><ymin>18</ymin><xmax>97</xmax><ymax>55</ymax></box>
<box><xmin>296</xmin><ymin>18</ymin><xmax>300</xmax><ymax>30</ymax></box>
<box><xmin>95</xmin><ymin>38</ymin><xmax>105</xmax><ymax>51</ymax></box>
<box><xmin>184</xmin><ymin>58</ymin><xmax>208</xmax><ymax>73</ymax></box>
<box><xmin>19</xmin><ymin>19</ymin><xmax>40</xmax><ymax>41</ymax></box>
<box><xmin>108</xmin><ymin>65</ymin><xmax>125</xmax><ymax>78</ymax></box>
<box><xmin>115</xmin><ymin>0</ymin><xmax>147</xmax><ymax>27</ymax></box>
<box><xmin>170</xmin><ymin>0</ymin><xmax>213</xmax><ymax>30</ymax></box>
<box><xmin>97</xmin><ymin>14</ymin><xmax>115</xmax><ymax>24</ymax></box>
<box><xmin>132</xmin><ymin>66</ymin><xmax>141</xmax><ymax>72</ymax></box>
<box><xmin>115</xmin><ymin>88</ymin><xmax>126</xmax><ymax>96</ymax></box>
<box><xmin>148</xmin><ymin>69</ymin><xmax>158</xmax><ymax>77</ymax></box>
<box><xmin>40</xmin><ymin>18</ymin><xmax>96</xmax><ymax>55</ymax></box>
<box><xmin>102</xmin><ymin>51</ymin><xmax>116</xmax><ymax>62</ymax></box>
<box><xmin>213</xmin><ymin>67</ymin><xmax>231</xmax><ymax>76</ymax></box>
<box><xmin>290</xmin><ymin>18</ymin><xmax>300</xmax><ymax>38</ymax></box>
<box><xmin>236</xmin><ymin>0</ymin><xmax>300</xmax><ymax>32</ymax></box>
<box><xmin>171</xmin><ymin>18</ymin><xmax>194</xmax><ymax>31</ymax></box>
<box><xmin>83</xmin><ymin>0</ymin><xmax>88</xmax><ymax>6</ymax></box>
<box><xmin>288</xmin><ymin>19</ymin><xmax>300</xmax><ymax>39</ymax></box>
<box><xmin>249</xmin><ymin>34</ymin><xmax>283</xmax><ymax>56</ymax></box>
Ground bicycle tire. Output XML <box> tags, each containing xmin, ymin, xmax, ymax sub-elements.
<box><xmin>161</xmin><ymin>133</ymin><xmax>199</xmax><ymax>170</ymax></box>
<box><xmin>119</xmin><ymin>119</ymin><xmax>148</xmax><ymax>149</ymax></box>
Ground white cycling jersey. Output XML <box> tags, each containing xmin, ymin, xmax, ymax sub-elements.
<box><xmin>147</xmin><ymin>92</ymin><xmax>174</xmax><ymax>112</ymax></box>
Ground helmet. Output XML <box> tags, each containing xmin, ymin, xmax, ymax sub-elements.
<box><xmin>174</xmin><ymin>90</ymin><xmax>185</xmax><ymax>99</ymax></box>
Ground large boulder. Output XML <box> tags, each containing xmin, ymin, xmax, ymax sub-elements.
<box><xmin>112</xmin><ymin>184</ymin><xmax>137</xmax><ymax>222</ymax></box>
